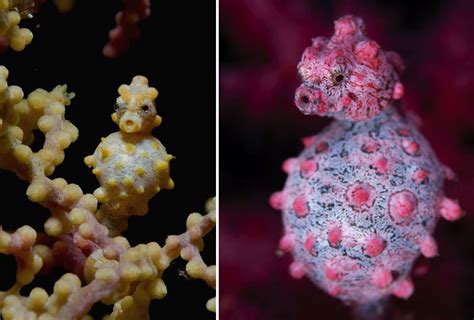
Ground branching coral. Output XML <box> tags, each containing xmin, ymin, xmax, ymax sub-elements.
<box><xmin>0</xmin><ymin>66</ymin><xmax>215</xmax><ymax>319</ymax></box>
<box><xmin>0</xmin><ymin>0</ymin><xmax>151</xmax><ymax>57</ymax></box>
<box><xmin>103</xmin><ymin>0</ymin><xmax>151</xmax><ymax>58</ymax></box>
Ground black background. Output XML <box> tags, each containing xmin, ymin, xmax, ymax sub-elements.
<box><xmin>0</xmin><ymin>1</ymin><xmax>215</xmax><ymax>319</ymax></box>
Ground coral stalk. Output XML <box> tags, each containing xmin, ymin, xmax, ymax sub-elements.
<box><xmin>103</xmin><ymin>0</ymin><xmax>151</xmax><ymax>58</ymax></box>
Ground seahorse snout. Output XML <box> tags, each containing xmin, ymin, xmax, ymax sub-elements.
<box><xmin>119</xmin><ymin>112</ymin><xmax>143</xmax><ymax>133</ymax></box>
<box><xmin>294</xmin><ymin>84</ymin><xmax>327</xmax><ymax>115</ymax></box>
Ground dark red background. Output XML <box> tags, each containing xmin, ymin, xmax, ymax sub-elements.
<box><xmin>220</xmin><ymin>0</ymin><xmax>474</xmax><ymax>318</ymax></box>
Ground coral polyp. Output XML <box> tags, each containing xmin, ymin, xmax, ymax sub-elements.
<box><xmin>270</xmin><ymin>15</ymin><xmax>462</xmax><ymax>313</ymax></box>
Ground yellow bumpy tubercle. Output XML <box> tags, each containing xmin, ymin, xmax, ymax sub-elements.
<box><xmin>85</xmin><ymin>76</ymin><xmax>173</xmax><ymax>235</ymax></box>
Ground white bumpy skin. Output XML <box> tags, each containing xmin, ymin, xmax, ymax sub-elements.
<box><xmin>85</xmin><ymin>76</ymin><xmax>174</xmax><ymax>235</ymax></box>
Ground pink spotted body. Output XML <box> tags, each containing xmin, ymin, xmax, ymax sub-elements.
<box><xmin>270</xmin><ymin>15</ymin><xmax>462</xmax><ymax>306</ymax></box>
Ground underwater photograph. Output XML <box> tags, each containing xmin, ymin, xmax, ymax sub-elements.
<box><xmin>220</xmin><ymin>0</ymin><xmax>474</xmax><ymax>319</ymax></box>
<box><xmin>0</xmin><ymin>1</ymin><xmax>216</xmax><ymax>319</ymax></box>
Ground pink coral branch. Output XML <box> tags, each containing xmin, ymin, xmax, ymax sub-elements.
<box><xmin>0</xmin><ymin>37</ymin><xmax>8</xmax><ymax>53</ymax></box>
<box><xmin>52</xmin><ymin>235</ymin><xmax>87</xmax><ymax>276</ymax></box>
<box><xmin>57</xmin><ymin>279</ymin><xmax>119</xmax><ymax>318</ymax></box>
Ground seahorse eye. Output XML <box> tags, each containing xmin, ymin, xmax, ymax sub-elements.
<box><xmin>335</xmin><ymin>74</ymin><xmax>344</xmax><ymax>82</ymax></box>
<box><xmin>141</xmin><ymin>105</ymin><xmax>150</xmax><ymax>112</ymax></box>
<box><xmin>114</xmin><ymin>103</ymin><xmax>127</xmax><ymax>115</ymax></box>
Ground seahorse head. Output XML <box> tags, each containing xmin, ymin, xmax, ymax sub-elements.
<box><xmin>295</xmin><ymin>15</ymin><xmax>405</xmax><ymax>121</ymax></box>
<box><xmin>113</xmin><ymin>76</ymin><xmax>161</xmax><ymax>134</ymax></box>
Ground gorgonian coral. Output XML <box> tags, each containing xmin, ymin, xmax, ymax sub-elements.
<box><xmin>270</xmin><ymin>15</ymin><xmax>462</xmax><ymax>318</ymax></box>
<box><xmin>0</xmin><ymin>66</ymin><xmax>215</xmax><ymax>319</ymax></box>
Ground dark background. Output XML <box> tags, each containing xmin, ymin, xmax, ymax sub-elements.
<box><xmin>0</xmin><ymin>1</ymin><xmax>215</xmax><ymax>319</ymax></box>
<box><xmin>220</xmin><ymin>0</ymin><xmax>474</xmax><ymax>319</ymax></box>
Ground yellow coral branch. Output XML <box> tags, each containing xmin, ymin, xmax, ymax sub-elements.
<box><xmin>0</xmin><ymin>0</ymin><xmax>33</xmax><ymax>51</ymax></box>
<box><xmin>159</xmin><ymin>197</ymin><xmax>217</xmax><ymax>312</ymax></box>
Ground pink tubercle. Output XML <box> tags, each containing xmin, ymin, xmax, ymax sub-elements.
<box><xmin>392</xmin><ymin>82</ymin><xmax>405</xmax><ymax>100</ymax></box>
<box><xmin>293</xmin><ymin>197</ymin><xmax>309</xmax><ymax>218</ymax></box>
<box><xmin>300</xmin><ymin>159</ymin><xmax>318</xmax><ymax>177</ymax></box>
<box><xmin>413</xmin><ymin>168</ymin><xmax>429</xmax><ymax>184</ymax></box>
<box><xmin>269</xmin><ymin>191</ymin><xmax>285</xmax><ymax>210</ymax></box>
<box><xmin>372</xmin><ymin>156</ymin><xmax>389</xmax><ymax>174</ymax></box>
<box><xmin>361</xmin><ymin>140</ymin><xmax>380</xmax><ymax>154</ymax></box>
<box><xmin>372</xmin><ymin>268</ymin><xmax>393</xmax><ymax>288</ymax></box>
<box><xmin>342</xmin><ymin>94</ymin><xmax>351</xmax><ymax>107</ymax></box>
<box><xmin>355</xmin><ymin>40</ymin><xmax>381</xmax><ymax>70</ymax></box>
<box><xmin>334</xmin><ymin>15</ymin><xmax>360</xmax><ymax>38</ymax></box>
<box><xmin>289</xmin><ymin>261</ymin><xmax>306</xmax><ymax>279</ymax></box>
<box><xmin>420</xmin><ymin>235</ymin><xmax>438</xmax><ymax>258</ymax></box>
<box><xmin>439</xmin><ymin>197</ymin><xmax>463</xmax><ymax>221</ymax></box>
<box><xmin>279</xmin><ymin>233</ymin><xmax>295</xmax><ymax>253</ymax></box>
<box><xmin>315</xmin><ymin>141</ymin><xmax>329</xmax><ymax>153</ymax></box>
<box><xmin>392</xmin><ymin>278</ymin><xmax>414</xmax><ymax>299</ymax></box>
<box><xmin>355</xmin><ymin>40</ymin><xmax>379</xmax><ymax>60</ymax></box>
<box><xmin>301</xmin><ymin>46</ymin><xmax>321</xmax><ymax>63</ymax></box>
<box><xmin>282</xmin><ymin>157</ymin><xmax>298</xmax><ymax>173</ymax></box>
<box><xmin>327</xmin><ymin>226</ymin><xmax>342</xmax><ymax>247</ymax></box>
<box><xmin>364</xmin><ymin>235</ymin><xmax>385</xmax><ymax>257</ymax></box>
<box><xmin>302</xmin><ymin>136</ymin><xmax>316</xmax><ymax>147</ymax></box>
<box><xmin>402</xmin><ymin>140</ymin><xmax>421</xmax><ymax>156</ymax></box>
<box><xmin>346</xmin><ymin>182</ymin><xmax>376</xmax><ymax>210</ymax></box>
<box><xmin>324</xmin><ymin>263</ymin><xmax>341</xmax><ymax>281</ymax></box>
<box><xmin>389</xmin><ymin>190</ymin><xmax>417</xmax><ymax>223</ymax></box>
<box><xmin>304</xmin><ymin>232</ymin><xmax>317</xmax><ymax>256</ymax></box>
